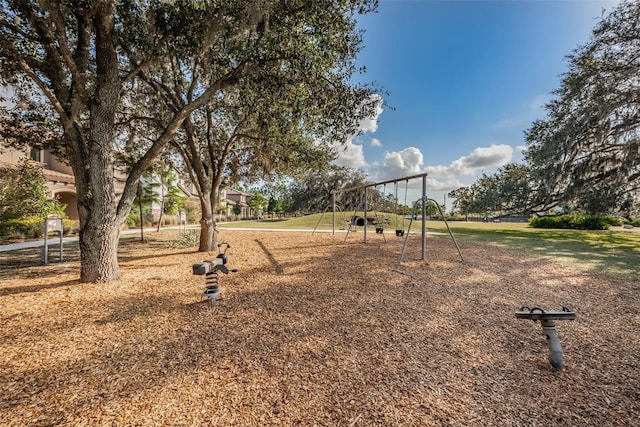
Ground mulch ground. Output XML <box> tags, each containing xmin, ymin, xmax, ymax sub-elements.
<box><xmin>1</xmin><ymin>230</ymin><xmax>638</xmax><ymax>426</ymax></box>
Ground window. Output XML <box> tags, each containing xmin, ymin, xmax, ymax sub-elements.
<box><xmin>29</xmin><ymin>147</ymin><xmax>41</xmax><ymax>162</ymax></box>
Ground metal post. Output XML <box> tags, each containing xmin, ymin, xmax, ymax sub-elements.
<box><xmin>542</xmin><ymin>319</ymin><xmax>565</xmax><ymax>370</ymax></box>
<box><xmin>429</xmin><ymin>198</ymin><xmax>464</xmax><ymax>262</ymax></box>
<box><xmin>364</xmin><ymin>187</ymin><xmax>368</xmax><ymax>243</ymax></box>
<box><xmin>332</xmin><ymin>191</ymin><xmax>336</xmax><ymax>235</ymax></box>
<box><xmin>422</xmin><ymin>175</ymin><xmax>427</xmax><ymax>260</ymax></box>
<box><xmin>44</xmin><ymin>227</ymin><xmax>48</xmax><ymax>265</ymax></box>
<box><xmin>43</xmin><ymin>215</ymin><xmax>63</xmax><ymax>265</ymax></box>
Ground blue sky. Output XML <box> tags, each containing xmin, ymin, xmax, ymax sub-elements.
<box><xmin>335</xmin><ymin>0</ymin><xmax>620</xmax><ymax>206</ymax></box>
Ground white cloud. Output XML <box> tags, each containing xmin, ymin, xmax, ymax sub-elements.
<box><xmin>376</xmin><ymin>147</ymin><xmax>463</xmax><ymax>191</ymax></box>
<box><xmin>424</xmin><ymin>177</ymin><xmax>466</xmax><ymax>192</ymax></box>
<box><xmin>333</xmin><ymin>140</ymin><xmax>367</xmax><ymax>169</ymax></box>
<box><xmin>377</xmin><ymin>147</ymin><xmax>424</xmax><ymax>181</ymax></box>
<box><xmin>375</xmin><ymin>144</ymin><xmax>514</xmax><ymax>193</ymax></box>
<box><xmin>425</xmin><ymin>144</ymin><xmax>513</xmax><ymax>177</ymax></box>
<box><xmin>333</xmin><ymin>93</ymin><xmax>384</xmax><ymax>168</ymax></box>
<box><xmin>357</xmin><ymin>94</ymin><xmax>384</xmax><ymax>134</ymax></box>
<box><xmin>371</xmin><ymin>138</ymin><xmax>382</xmax><ymax>147</ymax></box>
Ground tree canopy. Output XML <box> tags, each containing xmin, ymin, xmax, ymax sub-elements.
<box><xmin>0</xmin><ymin>0</ymin><xmax>378</xmax><ymax>281</ymax></box>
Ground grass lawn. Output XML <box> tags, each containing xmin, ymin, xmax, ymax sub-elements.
<box><xmin>219</xmin><ymin>214</ymin><xmax>639</xmax><ymax>276</ymax></box>
<box><xmin>429</xmin><ymin>221</ymin><xmax>639</xmax><ymax>276</ymax></box>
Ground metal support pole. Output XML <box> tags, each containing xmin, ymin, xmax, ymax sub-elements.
<box><xmin>541</xmin><ymin>319</ymin><xmax>565</xmax><ymax>370</ymax></box>
<box><xmin>364</xmin><ymin>187</ymin><xmax>368</xmax><ymax>243</ymax></box>
<box><xmin>422</xmin><ymin>175</ymin><xmax>427</xmax><ymax>260</ymax></box>
<box><xmin>429</xmin><ymin>198</ymin><xmax>464</xmax><ymax>262</ymax></box>
<box><xmin>332</xmin><ymin>191</ymin><xmax>336</xmax><ymax>235</ymax></box>
<box><xmin>44</xmin><ymin>229</ymin><xmax>48</xmax><ymax>265</ymax></box>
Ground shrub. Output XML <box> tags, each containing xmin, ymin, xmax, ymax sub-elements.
<box><xmin>172</xmin><ymin>229</ymin><xmax>200</xmax><ymax>248</ymax></box>
<box><xmin>125</xmin><ymin>212</ymin><xmax>139</xmax><ymax>229</ymax></box>
<box><xmin>0</xmin><ymin>216</ymin><xmax>45</xmax><ymax>238</ymax></box>
<box><xmin>63</xmin><ymin>219</ymin><xmax>79</xmax><ymax>235</ymax></box>
<box><xmin>0</xmin><ymin>159</ymin><xmax>63</xmax><ymax>221</ymax></box>
<box><xmin>602</xmin><ymin>216</ymin><xmax>623</xmax><ymax>227</ymax></box>
<box><xmin>530</xmin><ymin>214</ymin><xmax>611</xmax><ymax>230</ymax></box>
<box><xmin>580</xmin><ymin>216</ymin><xmax>610</xmax><ymax>230</ymax></box>
<box><xmin>529</xmin><ymin>216</ymin><xmax>558</xmax><ymax>229</ymax></box>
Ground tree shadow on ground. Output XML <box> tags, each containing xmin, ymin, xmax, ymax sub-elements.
<box><xmin>0</xmin><ymin>232</ymin><xmax>193</xmax><ymax>280</ymax></box>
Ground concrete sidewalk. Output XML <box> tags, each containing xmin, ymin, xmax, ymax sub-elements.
<box><xmin>1</xmin><ymin>226</ymin><xmax>430</xmax><ymax>253</ymax></box>
<box><xmin>0</xmin><ymin>227</ymin><xmax>194</xmax><ymax>253</ymax></box>
<box><xmin>0</xmin><ymin>235</ymin><xmax>79</xmax><ymax>252</ymax></box>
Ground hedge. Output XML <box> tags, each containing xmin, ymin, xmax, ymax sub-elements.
<box><xmin>529</xmin><ymin>214</ymin><xmax>615</xmax><ymax>230</ymax></box>
<box><xmin>0</xmin><ymin>217</ymin><xmax>76</xmax><ymax>239</ymax></box>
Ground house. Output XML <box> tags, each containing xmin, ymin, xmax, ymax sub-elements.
<box><xmin>221</xmin><ymin>188</ymin><xmax>252</xmax><ymax>219</ymax></box>
<box><xmin>143</xmin><ymin>173</ymin><xmax>200</xmax><ymax>224</ymax></box>
<box><xmin>1</xmin><ymin>141</ymin><xmax>249</xmax><ymax>224</ymax></box>
<box><xmin>0</xmin><ymin>145</ymin><xmax>93</xmax><ymax>219</ymax></box>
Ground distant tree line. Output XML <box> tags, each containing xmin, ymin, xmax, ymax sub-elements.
<box><xmin>245</xmin><ymin>165</ymin><xmax>433</xmax><ymax>218</ymax></box>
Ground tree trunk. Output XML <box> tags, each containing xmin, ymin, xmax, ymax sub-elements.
<box><xmin>156</xmin><ymin>174</ymin><xmax>165</xmax><ymax>232</ymax></box>
<box><xmin>79</xmin><ymin>217</ymin><xmax>121</xmax><ymax>283</ymax></box>
<box><xmin>156</xmin><ymin>198</ymin><xmax>164</xmax><ymax>232</ymax></box>
<box><xmin>77</xmin><ymin>3</ymin><xmax>122</xmax><ymax>283</ymax></box>
<box><xmin>199</xmin><ymin>199</ymin><xmax>217</xmax><ymax>252</ymax></box>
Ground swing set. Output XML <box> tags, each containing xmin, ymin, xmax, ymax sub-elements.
<box><xmin>330</xmin><ymin>173</ymin><xmax>464</xmax><ymax>263</ymax></box>
<box><xmin>341</xmin><ymin>183</ymin><xmax>390</xmax><ymax>242</ymax></box>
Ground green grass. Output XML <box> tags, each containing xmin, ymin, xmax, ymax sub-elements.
<box><xmin>219</xmin><ymin>214</ymin><xmax>639</xmax><ymax>276</ymax></box>
<box><xmin>217</xmin><ymin>212</ymin><xmax>412</xmax><ymax>231</ymax></box>
<box><xmin>428</xmin><ymin>220</ymin><xmax>639</xmax><ymax>276</ymax></box>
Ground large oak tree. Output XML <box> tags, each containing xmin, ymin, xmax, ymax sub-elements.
<box><xmin>524</xmin><ymin>1</ymin><xmax>640</xmax><ymax>216</ymax></box>
<box><xmin>144</xmin><ymin>10</ymin><xmax>379</xmax><ymax>251</ymax></box>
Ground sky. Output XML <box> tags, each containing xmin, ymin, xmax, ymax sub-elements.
<box><xmin>335</xmin><ymin>0</ymin><xmax>620</xmax><ymax>207</ymax></box>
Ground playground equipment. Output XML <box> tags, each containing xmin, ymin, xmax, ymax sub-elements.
<box><xmin>399</xmin><ymin>197</ymin><xmax>464</xmax><ymax>263</ymax></box>
<box><xmin>192</xmin><ymin>243</ymin><xmax>237</xmax><ymax>307</ymax></box>
<box><xmin>343</xmin><ymin>186</ymin><xmax>388</xmax><ymax>242</ymax></box>
<box><xmin>394</xmin><ymin>180</ymin><xmax>409</xmax><ymax>237</ymax></box>
<box><xmin>333</xmin><ymin>173</ymin><xmax>429</xmax><ymax>249</ymax></box>
<box><xmin>332</xmin><ymin>173</ymin><xmax>463</xmax><ymax>264</ymax></box>
<box><xmin>516</xmin><ymin>306</ymin><xmax>577</xmax><ymax>370</ymax></box>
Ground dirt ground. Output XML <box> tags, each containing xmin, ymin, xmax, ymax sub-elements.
<box><xmin>1</xmin><ymin>230</ymin><xmax>638</xmax><ymax>426</ymax></box>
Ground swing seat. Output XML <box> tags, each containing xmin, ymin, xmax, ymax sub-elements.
<box><xmin>395</xmin><ymin>229</ymin><xmax>404</xmax><ymax>237</ymax></box>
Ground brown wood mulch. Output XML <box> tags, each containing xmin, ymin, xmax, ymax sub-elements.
<box><xmin>1</xmin><ymin>230</ymin><xmax>638</xmax><ymax>426</ymax></box>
